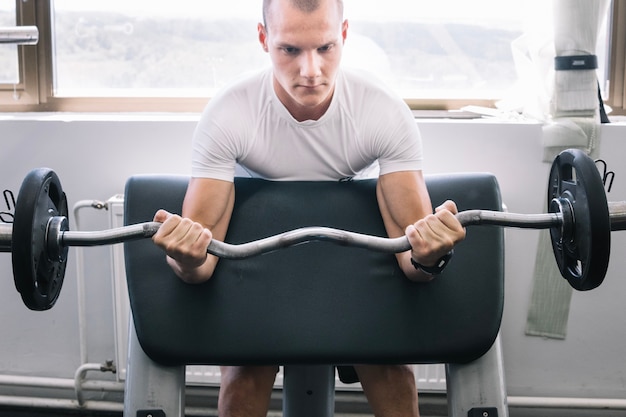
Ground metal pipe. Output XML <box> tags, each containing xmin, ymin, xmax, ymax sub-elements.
<box><xmin>72</xmin><ymin>199</ymin><xmax>109</xmax><ymax>366</ymax></box>
<box><xmin>0</xmin><ymin>373</ymin><xmax>626</xmax><ymax>414</ymax></box>
<box><xmin>75</xmin><ymin>362</ymin><xmax>116</xmax><ymax>407</ymax></box>
<box><xmin>0</xmin><ymin>390</ymin><xmax>624</xmax><ymax>414</ymax></box>
<box><xmin>0</xmin><ymin>395</ymin><xmax>215</xmax><ymax>416</ymax></box>
<box><xmin>508</xmin><ymin>395</ymin><xmax>626</xmax><ymax>410</ymax></box>
<box><xmin>0</xmin><ymin>26</ymin><xmax>39</xmax><ymax>45</ymax></box>
<box><xmin>0</xmin><ymin>374</ymin><xmax>75</xmax><ymax>390</ymax></box>
<box><xmin>0</xmin><ymin>374</ymin><xmax>123</xmax><ymax>392</ymax></box>
<box><xmin>0</xmin><ymin>396</ymin><xmax>122</xmax><ymax>412</ymax></box>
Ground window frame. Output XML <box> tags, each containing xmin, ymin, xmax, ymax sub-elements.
<box><xmin>0</xmin><ymin>0</ymin><xmax>39</xmax><ymax>107</ymax></box>
<box><xmin>1</xmin><ymin>0</ymin><xmax>625</xmax><ymax>114</ymax></box>
<box><xmin>607</xmin><ymin>0</ymin><xmax>626</xmax><ymax>115</ymax></box>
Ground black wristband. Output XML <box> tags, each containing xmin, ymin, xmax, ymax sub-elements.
<box><xmin>411</xmin><ymin>250</ymin><xmax>454</xmax><ymax>276</ymax></box>
<box><xmin>554</xmin><ymin>55</ymin><xmax>598</xmax><ymax>71</ymax></box>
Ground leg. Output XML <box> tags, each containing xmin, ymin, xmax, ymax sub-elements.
<box><xmin>355</xmin><ymin>364</ymin><xmax>420</xmax><ymax>417</ymax></box>
<box><xmin>218</xmin><ymin>365</ymin><xmax>279</xmax><ymax>417</ymax></box>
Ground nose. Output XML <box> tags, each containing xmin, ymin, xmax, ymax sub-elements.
<box><xmin>300</xmin><ymin>50</ymin><xmax>322</xmax><ymax>79</ymax></box>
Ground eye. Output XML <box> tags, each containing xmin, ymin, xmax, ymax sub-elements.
<box><xmin>318</xmin><ymin>44</ymin><xmax>333</xmax><ymax>53</ymax></box>
<box><xmin>282</xmin><ymin>47</ymin><xmax>300</xmax><ymax>55</ymax></box>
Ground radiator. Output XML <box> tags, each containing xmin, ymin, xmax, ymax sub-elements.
<box><xmin>108</xmin><ymin>195</ymin><xmax>446</xmax><ymax>391</ymax></box>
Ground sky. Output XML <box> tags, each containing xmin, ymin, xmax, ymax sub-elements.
<box><xmin>34</xmin><ymin>0</ymin><xmax>542</xmax><ymax>26</ymax></box>
<box><xmin>0</xmin><ymin>0</ymin><xmax>550</xmax><ymax>34</ymax></box>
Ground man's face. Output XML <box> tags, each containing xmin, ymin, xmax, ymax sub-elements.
<box><xmin>259</xmin><ymin>0</ymin><xmax>348</xmax><ymax>121</ymax></box>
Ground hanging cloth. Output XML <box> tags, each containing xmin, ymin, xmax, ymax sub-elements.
<box><xmin>542</xmin><ymin>0</ymin><xmax>611</xmax><ymax>162</ymax></box>
<box><xmin>526</xmin><ymin>0</ymin><xmax>610</xmax><ymax>340</ymax></box>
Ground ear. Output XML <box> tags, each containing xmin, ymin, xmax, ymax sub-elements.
<box><xmin>341</xmin><ymin>19</ymin><xmax>349</xmax><ymax>43</ymax></box>
<box><xmin>258</xmin><ymin>23</ymin><xmax>269</xmax><ymax>52</ymax></box>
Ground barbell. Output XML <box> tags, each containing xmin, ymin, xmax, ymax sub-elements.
<box><xmin>1</xmin><ymin>148</ymin><xmax>625</xmax><ymax>311</ymax></box>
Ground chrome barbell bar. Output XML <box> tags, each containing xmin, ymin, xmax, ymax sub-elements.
<box><xmin>1</xmin><ymin>202</ymin><xmax>626</xmax><ymax>259</ymax></box>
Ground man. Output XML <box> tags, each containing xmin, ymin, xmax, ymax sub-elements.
<box><xmin>152</xmin><ymin>0</ymin><xmax>466</xmax><ymax>416</ymax></box>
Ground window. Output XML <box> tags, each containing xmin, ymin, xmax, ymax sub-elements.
<box><xmin>48</xmin><ymin>1</ymin><xmax>525</xmax><ymax>100</ymax></box>
<box><xmin>0</xmin><ymin>0</ymin><xmax>18</xmax><ymax>84</ymax></box>
<box><xmin>50</xmin><ymin>1</ymin><xmax>269</xmax><ymax>98</ymax></box>
<box><xmin>608</xmin><ymin>0</ymin><xmax>626</xmax><ymax>114</ymax></box>
<box><xmin>0</xmin><ymin>0</ymin><xmax>38</xmax><ymax>106</ymax></box>
<box><xmin>345</xmin><ymin>1</ymin><xmax>531</xmax><ymax>101</ymax></box>
<box><xmin>1</xmin><ymin>0</ymin><xmax>625</xmax><ymax>114</ymax></box>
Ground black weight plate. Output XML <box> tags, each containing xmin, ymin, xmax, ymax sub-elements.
<box><xmin>12</xmin><ymin>168</ymin><xmax>69</xmax><ymax>310</ymax></box>
<box><xmin>548</xmin><ymin>149</ymin><xmax>610</xmax><ymax>291</ymax></box>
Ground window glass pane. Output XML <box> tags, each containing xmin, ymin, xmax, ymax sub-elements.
<box><xmin>343</xmin><ymin>0</ymin><xmax>532</xmax><ymax>99</ymax></box>
<box><xmin>0</xmin><ymin>0</ymin><xmax>18</xmax><ymax>84</ymax></box>
<box><xmin>50</xmin><ymin>0</ymin><xmax>607</xmax><ymax>101</ymax></box>
<box><xmin>51</xmin><ymin>0</ymin><xmax>269</xmax><ymax>97</ymax></box>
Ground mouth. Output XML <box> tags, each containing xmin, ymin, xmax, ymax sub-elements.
<box><xmin>297</xmin><ymin>83</ymin><xmax>324</xmax><ymax>92</ymax></box>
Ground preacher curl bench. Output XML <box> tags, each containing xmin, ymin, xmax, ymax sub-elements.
<box><xmin>122</xmin><ymin>173</ymin><xmax>506</xmax><ymax>417</ymax></box>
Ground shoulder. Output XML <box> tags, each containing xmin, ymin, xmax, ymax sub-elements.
<box><xmin>336</xmin><ymin>68</ymin><xmax>414</xmax><ymax>125</ymax></box>
<box><xmin>336</xmin><ymin>68</ymin><xmax>409</xmax><ymax>116</ymax></box>
<box><xmin>206</xmin><ymin>68</ymin><xmax>270</xmax><ymax>111</ymax></box>
<box><xmin>197</xmin><ymin>68</ymin><xmax>271</xmax><ymax>129</ymax></box>
<box><xmin>338</xmin><ymin>68</ymin><xmax>400</xmax><ymax>101</ymax></box>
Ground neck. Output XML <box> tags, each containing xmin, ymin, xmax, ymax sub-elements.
<box><xmin>273</xmin><ymin>77</ymin><xmax>335</xmax><ymax>122</ymax></box>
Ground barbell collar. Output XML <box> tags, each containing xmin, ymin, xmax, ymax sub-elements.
<box><xmin>609</xmin><ymin>201</ymin><xmax>626</xmax><ymax>231</ymax></box>
<box><xmin>46</xmin><ymin>216</ymin><xmax>70</xmax><ymax>262</ymax></box>
<box><xmin>0</xmin><ymin>223</ymin><xmax>11</xmax><ymax>252</ymax></box>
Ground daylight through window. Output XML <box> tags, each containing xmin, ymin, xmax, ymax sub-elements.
<box><xmin>50</xmin><ymin>0</ymin><xmax>550</xmax><ymax>100</ymax></box>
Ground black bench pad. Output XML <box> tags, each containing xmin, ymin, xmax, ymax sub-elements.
<box><xmin>124</xmin><ymin>174</ymin><xmax>504</xmax><ymax>367</ymax></box>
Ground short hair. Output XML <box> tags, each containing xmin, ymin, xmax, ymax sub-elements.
<box><xmin>262</xmin><ymin>0</ymin><xmax>344</xmax><ymax>28</ymax></box>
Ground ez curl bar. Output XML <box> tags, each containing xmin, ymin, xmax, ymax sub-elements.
<box><xmin>1</xmin><ymin>149</ymin><xmax>626</xmax><ymax>311</ymax></box>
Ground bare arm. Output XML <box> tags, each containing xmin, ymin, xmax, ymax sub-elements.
<box><xmin>376</xmin><ymin>170</ymin><xmax>466</xmax><ymax>281</ymax></box>
<box><xmin>152</xmin><ymin>177</ymin><xmax>235</xmax><ymax>284</ymax></box>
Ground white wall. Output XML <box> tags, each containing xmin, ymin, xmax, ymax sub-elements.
<box><xmin>0</xmin><ymin>114</ymin><xmax>624</xmax><ymax>400</ymax></box>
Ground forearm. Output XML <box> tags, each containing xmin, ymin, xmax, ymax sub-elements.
<box><xmin>377</xmin><ymin>171</ymin><xmax>463</xmax><ymax>282</ymax></box>
<box><xmin>397</xmin><ymin>251</ymin><xmax>436</xmax><ymax>282</ymax></box>
<box><xmin>166</xmin><ymin>177</ymin><xmax>234</xmax><ymax>284</ymax></box>
<box><xmin>166</xmin><ymin>254</ymin><xmax>218</xmax><ymax>284</ymax></box>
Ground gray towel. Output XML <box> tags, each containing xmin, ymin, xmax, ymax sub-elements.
<box><xmin>525</xmin><ymin>229</ymin><xmax>573</xmax><ymax>339</ymax></box>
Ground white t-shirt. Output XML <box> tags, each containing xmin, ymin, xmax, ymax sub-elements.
<box><xmin>192</xmin><ymin>67</ymin><xmax>423</xmax><ymax>182</ymax></box>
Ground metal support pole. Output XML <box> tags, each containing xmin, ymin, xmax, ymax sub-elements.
<box><xmin>446</xmin><ymin>334</ymin><xmax>508</xmax><ymax>417</ymax></box>
<box><xmin>283</xmin><ymin>365</ymin><xmax>336</xmax><ymax>417</ymax></box>
<box><xmin>124</xmin><ymin>318</ymin><xmax>185</xmax><ymax>417</ymax></box>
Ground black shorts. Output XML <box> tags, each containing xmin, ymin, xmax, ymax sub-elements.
<box><xmin>336</xmin><ymin>366</ymin><xmax>359</xmax><ymax>384</ymax></box>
